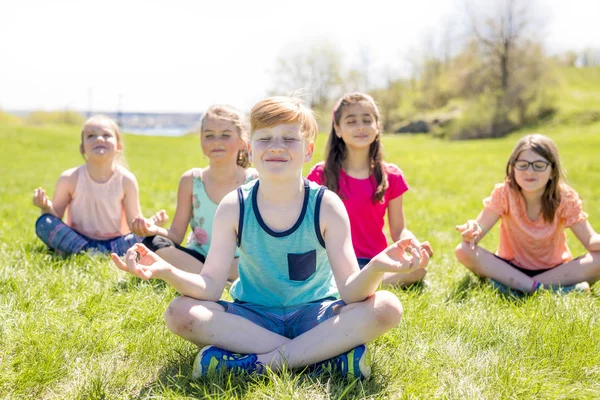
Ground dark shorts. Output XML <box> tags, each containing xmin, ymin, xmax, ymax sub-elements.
<box><xmin>357</xmin><ymin>258</ymin><xmax>371</xmax><ymax>269</ymax></box>
<box><xmin>142</xmin><ymin>235</ymin><xmax>206</xmax><ymax>263</ymax></box>
<box><xmin>493</xmin><ymin>254</ymin><xmax>552</xmax><ymax>277</ymax></box>
<box><xmin>216</xmin><ymin>297</ymin><xmax>345</xmax><ymax>339</ymax></box>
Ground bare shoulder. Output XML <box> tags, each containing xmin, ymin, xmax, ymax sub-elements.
<box><xmin>118</xmin><ymin>167</ymin><xmax>139</xmax><ymax>193</ymax></box>
<box><xmin>215</xmin><ymin>190</ymin><xmax>241</xmax><ymax>225</ymax></box>
<box><xmin>59</xmin><ymin>166</ymin><xmax>80</xmax><ymax>180</ymax></box>
<box><xmin>119</xmin><ymin>166</ymin><xmax>138</xmax><ymax>183</ymax></box>
<box><xmin>57</xmin><ymin>166</ymin><xmax>80</xmax><ymax>189</ymax></box>
<box><xmin>178</xmin><ymin>168</ymin><xmax>196</xmax><ymax>185</ymax></box>
<box><xmin>319</xmin><ymin>189</ymin><xmax>349</xmax><ymax>226</ymax></box>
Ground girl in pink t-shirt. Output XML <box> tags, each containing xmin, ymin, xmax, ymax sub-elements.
<box><xmin>307</xmin><ymin>92</ymin><xmax>432</xmax><ymax>286</ymax></box>
<box><xmin>456</xmin><ymin>134</ymin><xmax>600</xmax><ymax>293</ymax></box>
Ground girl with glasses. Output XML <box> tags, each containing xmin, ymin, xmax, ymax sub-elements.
<box><xmin>455</xmin><ymin>134</ymin><xmax>600</xmax><ymax>294</ymax></box>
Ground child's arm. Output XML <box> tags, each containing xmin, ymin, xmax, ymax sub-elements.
<box><xmin>111</xmin><ymin>190</ymin><xmax>239</xmax><ymax>299</ymax></box>
<box><xmin>322</xmin><ymin>191</ymin><xmax>427</xmax><ymax>303</ymax></box>
<box><xmin>131</xmin><ymin>171</ymin><xmax>193</xmax><ymax>242</ymax></box>
<box><xmin>122</xmin><ymin>170</ymin><xmax>145</xmax><ymax>229</ymax></box>
<box><xmin>456</xmin><ymin>208</ymin><xmax>500</xmax><ymax>249</ymax></box>
<box><xmin>32</xmin><ymin>169</ymin><xmax>77</xmax><ymax>218</ymax></box>
<box><xmin>570</xmin><ymin>220</ymin><xmax>600</xmax><ymax>252</ymax></box>
<box><xmin>388</xmin><ymin>195</ymin><xmax>433</xmax><ymax>256</ymax></box>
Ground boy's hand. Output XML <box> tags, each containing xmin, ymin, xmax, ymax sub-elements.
<box><xmin>151</xmin><ymin>209</ymin><xmax>169</xmax><ymax>227</ymax></box>
<box><xmin>456</xmin><ymin>220</ymin><xmax>481</xmax><ymax>249</ymax></box>
<box><xmin>369</xmin><ymin>238</ymin><xmax>429</xmax><ymax>274</ymax></box>
<box><xmin>33</xmin><ymin>187</ymin><xmax>52</xmax><ymax>211</ymax></box>
<box><xmin>131</xmin><ymin>216</ymin><xmax>159</xmax><ymax>237</ymax></box>
<box><xmin>111</xmin><ymin>243</ymin><xmax>171</xmax><ymax>280</ymax></box>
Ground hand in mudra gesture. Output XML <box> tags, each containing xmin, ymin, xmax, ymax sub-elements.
<box><xmin>111</xmin><ymin>243</ymin><xmax>171</xmax><ymax>280</ymax></box>
<box><xmin>369</xmin><ymin>238</ymin><xmax>430</xmax><ymax>274</ymax></box>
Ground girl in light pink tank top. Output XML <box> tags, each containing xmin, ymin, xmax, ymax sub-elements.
<box><xmin>32</xmin><ymin>115</ymin><xmax>164</xmax><ymax>256</ymax></box>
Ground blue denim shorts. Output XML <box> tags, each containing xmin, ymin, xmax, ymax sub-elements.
<box><xmin>217</xmin><ymin>297</ymin><xmax>346</xmax><ymax>339</ymax></box>
<box><xmin>357</xmin><ymin>258</ymin><xmax>371</xmax><ymax>269</ymax></box>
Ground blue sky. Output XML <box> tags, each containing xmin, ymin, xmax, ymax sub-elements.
<box><xmin>1</xmin><ymin>0</ymin><xmax>598</xmax><ymax>113</ymax></box>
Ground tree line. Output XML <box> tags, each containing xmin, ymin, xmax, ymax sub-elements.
<box><xmin>269</xmin><ymin>0</ymin><xmax>599</xmax><ymax>139</ymax></box>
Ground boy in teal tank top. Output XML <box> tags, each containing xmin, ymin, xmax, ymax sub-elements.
<box><xmin>112</xmin><ymin>97</ymin><xmax>430</xmax><ymax>380</ymax></box>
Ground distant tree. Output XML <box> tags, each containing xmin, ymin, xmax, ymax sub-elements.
<box><xmin>370</xmin><ymin>67</ymin><xmax>404</xmax><ymax>132</ymax></box>
<box><xmin>269</xmin><ymin>41</ymin><xmax>343</xmax><ymax>110</ymax></box>
<box><xmin>579</xmin><ymin>47</ymin><xmax>600</xmax><ymax>67</ymax></box>
<box><xmin>464</xmin><ymin>0</ymin><xmax>552</xmax><ymax>136</ymax></box>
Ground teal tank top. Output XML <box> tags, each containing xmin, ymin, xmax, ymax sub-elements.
<box><xmin>229</xmin><ymin>178</ymin><xmax>339</xmax><ymax>307</ymax></box>
<box><xmin>186</xmin><ymin>168</ymin><xmax>257</xmax><ymax>257</ymax></box>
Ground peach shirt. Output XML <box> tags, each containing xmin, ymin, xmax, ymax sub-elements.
<box><xmin>484</xmin><ymin>182</ymin><xmax>588</xmax><ymax>270</ymax></box>
<box><xmin>66</xmin><ymin>165</ymin><xmax>130</xmax><ymax>240</ymax></box>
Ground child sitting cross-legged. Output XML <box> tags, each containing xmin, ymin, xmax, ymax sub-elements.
<box><xmin>112</xmin><ymin>96</ymin><xmax>429</xmax><ymax>379</ymax></box>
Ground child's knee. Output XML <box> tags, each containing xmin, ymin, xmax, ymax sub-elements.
<box><xmin>455</xmin><ymin>242</ymin><xmax>474</xmax><ymax>264</ymax></box>
<box><xmin>164</xmin><ymin>297</ymin><xmax>217</xmax><ymax>336</ymax></box>
<box><xmin>164</xmin><ymin>297</ymin><xmax>197</xmax><ymax>335</ymax></box>
<box><xmin>589</xmin><ymin>251</ymin><xmax>600</xmax><ymax>270</ymax></box>
<box><xmin>371</xmin><ymin>290</ymin><xmax>403</xmax><ymax>329</ymax></box>
<box><xmin>35</xmin><ymin>214</ymin><xmax>59</xmax><ymax>238</ymax></box>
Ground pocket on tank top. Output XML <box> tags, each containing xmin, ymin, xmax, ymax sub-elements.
<box><xmin>287</xmin><ymin>250</ymin><xmax>317</xmax><ymax>281</ymax></box>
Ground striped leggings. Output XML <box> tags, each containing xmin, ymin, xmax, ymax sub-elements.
<box><xmin>35</xmin><ymin>214</ymin><xmax>140</xmax><ymax>256</ymax></box>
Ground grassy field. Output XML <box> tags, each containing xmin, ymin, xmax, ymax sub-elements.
<box><xmin>1</xmin><ymin>71</ymin><xmax>600</xmax><ymax>399</ymax></box>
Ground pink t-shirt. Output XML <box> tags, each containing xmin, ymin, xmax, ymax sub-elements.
<box><xmin>483</xmin><ymin>182</ymin><xmax>588</xmax><ymax>270</ymax></box>
<box><xmin>307</xmin><ymin>161</ymin><xmax>409</xmax><ymax>259</ymax></box>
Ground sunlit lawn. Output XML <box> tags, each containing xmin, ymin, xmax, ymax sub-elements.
<box><xmin>1</xmin><ymin>112</ymin><xmax>599</xmax><ymax>399</ymax></box>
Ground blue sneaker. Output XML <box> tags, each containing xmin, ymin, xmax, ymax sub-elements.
<box><xmin>488</xmin><ymin>279</ymin><xmax>525</xmax><ymax>297</ymax></box>
<box><xmin>548</xmin><ymin>281</ymin><xmax>590</xmax><ymax>294</ymax></box>
<box><xmin>191</xmin><ymin>346</ymin><xmax>263</xmax><ymax>378</ymax></box>
<box><xmin>308</xmin><ymin>344</ymin><xmax>371</xmax><ymax>380</ymax></box>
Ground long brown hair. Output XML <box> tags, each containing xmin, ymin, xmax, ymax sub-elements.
<box><xmin>505</xmin><ymin>134</ymin><xmax>565</xmax><ymax>223</ymax></box>
<box><xmin>323</xmin><ymin>93</ymin><xmax>387</xmax><ymax>203</ymax></box>
<box><xmin>200</xmin><ymin>105</ymin><xmax>250</xmax><ymax>168</ymax></box>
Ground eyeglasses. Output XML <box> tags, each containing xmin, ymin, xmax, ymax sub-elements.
<box><xmin>513</xmin><ymin>160</ymin><xmax>551</xmax><ymax>172</ymax></box>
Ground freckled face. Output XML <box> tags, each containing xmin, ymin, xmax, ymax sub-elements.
<box><xmin>250</xmin><ymin>123</ymin><xmax>313</xmax><ymax>178</ymax></box>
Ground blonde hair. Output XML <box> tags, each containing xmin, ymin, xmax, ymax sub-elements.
<box><xmin>200</xmin><ymin>105</ymin><xmax>250</xmax><ymax>168</ymax></box>
<box><xmin>505</xmin><ymin>134</ymin><xmax>565</xmax><ymax>223</ymax></box>
<box><xmin>250</xmin><ymin>96</ymin><xmax>318</xmax><ymax>142</ymax></box>
<box><xmin>80</xmin><ymin>115</ymin><xmax>126</xmax><ymax>166</ymax></box>
<box><xmin>325</xmin><ymin>92</ymin><xmax>387</xmax><ymax>203</ymax></box>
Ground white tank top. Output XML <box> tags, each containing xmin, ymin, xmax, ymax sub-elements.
<box><xmin>66</xmin><ymin>165</ymin><xmax>130</xmax><ymax>240</ymax></box>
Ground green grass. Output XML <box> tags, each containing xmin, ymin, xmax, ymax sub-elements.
<box><xmin>2</xmin><ymin>71</ymin><xmax>600</xmax><ymax>398</ymax></box>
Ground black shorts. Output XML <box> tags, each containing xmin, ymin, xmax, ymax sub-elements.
<box><xmin>142</xmin><ymin>235</ymin><xmax>206</xmax><ymax>264</ymax></box>
<box><xmin>492</xmin><ymin>254</ymin><xmax>551</xmax><ymax>277</ymax></box>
